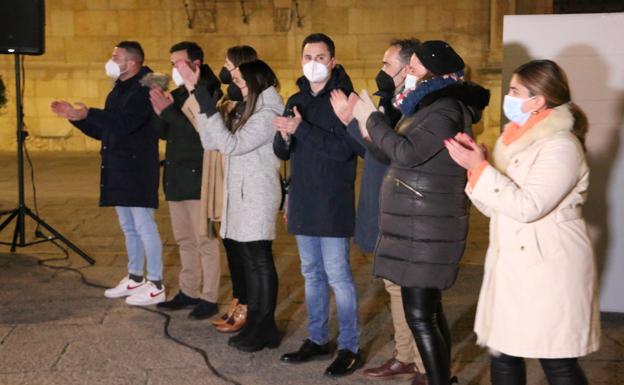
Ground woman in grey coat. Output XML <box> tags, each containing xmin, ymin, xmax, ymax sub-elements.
<box><xmin>184</xmin><ymin>59</ymin><xmax>283</xmax><ymax>353</ymax></box>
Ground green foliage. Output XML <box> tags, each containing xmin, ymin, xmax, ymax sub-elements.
<box><xmin>0</xmin><ymin>75</ymin><xmax>7</xmax><ymax>109</ymax></box>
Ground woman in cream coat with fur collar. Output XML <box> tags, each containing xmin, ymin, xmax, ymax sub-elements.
<box><xmin>445</xmin><ymin>60</ymin><xmax>599</xmax><ymax>385</ymax></box>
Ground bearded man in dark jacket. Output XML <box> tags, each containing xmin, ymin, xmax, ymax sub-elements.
<box><xmin>273</xmin><ymin>33</ymin><xmax>364</xmax><ymax>377</ymax></box>
<box><xmin>51</xmin><ymin>41</ymin><xmax>165</xmax><ymax>307</ymax></box>
<box><xmin>149</xmin><ymin>41</ymin><xmax>223</xmax><ymax>320</ymax></box>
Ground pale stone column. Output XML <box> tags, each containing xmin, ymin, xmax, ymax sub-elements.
<box><xmin>475</xmin><ymin>0</ymin><xmax>517</xmax><ymax>147</ymax></box>
<box><xmin>489</xmin><ymin>0</ymin><xmax>516</xmax><ymax>65</ymax></box>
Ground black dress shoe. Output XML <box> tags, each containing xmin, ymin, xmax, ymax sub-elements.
<box><xmin>280</xmin><ymin>339</ymin><xmax>331</xmax><ymax>363</ymax></box>
<box><xmin>188</xmin><ymin>300</ymin><xmax>218</xmax><ymax>320</ymax></box>
<box><xmin>324</xmin><ymin>349</ymin><xmax>363</xmax><ymax>377</ymax></box>
<box><xmin>156</xmin><ymin>291</ymin><xmax>199</xmax><ymax>310</ymax></box>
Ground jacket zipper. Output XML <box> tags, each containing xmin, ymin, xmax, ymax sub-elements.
<box><xmin>394</xmin><ymin>178</ymin><xmax>424</xmax><ymax>199</ymax></box>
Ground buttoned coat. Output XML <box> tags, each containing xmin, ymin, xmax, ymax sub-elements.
<box><xmin>272</xmin><ymin>65</ymin><xmax>362</xmax><ymax>238</ymax></box>
<box><xmin>71</xmin><ymin>66</ymin><xmax>159</xmax><ymax>208</ymax></box>
<box><xmin>195</xmin><ymin>86</ymin><xmax>283</xmax><ymax>242</ymax></box>
<box><xmin>155</xmin><ymin>64</ymin><xmax>222</xmax><ymax>202</ymax></box>
<box><xmin>468</xmin><ymin>104</ymin><xmax>601</xmax><ymax>358</ymax></box>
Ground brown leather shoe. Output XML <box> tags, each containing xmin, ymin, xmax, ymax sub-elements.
<box><xmin>363</xmin><ymin>357</ymin><xmax>416</xmax><ymax>379</ymax></box>
<box><xmin>211</xmin><ymin>298</ymin><xmax>239</xmax><ymax>327</ymax></box>
<box><xmin>215</xmin><ymin>304</ymin><xmax>247</xmax><ymax>333</ymax></box>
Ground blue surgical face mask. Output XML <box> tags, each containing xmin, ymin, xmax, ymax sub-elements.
<box><xmin>503</xmin><ymin>95</ymin><xmax>535</xmax><ymax>125</ymax></box>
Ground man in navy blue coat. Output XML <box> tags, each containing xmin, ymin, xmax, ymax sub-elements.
<box><xmin>273</xmin><ymin>33</ymin><xmax>364</xmax><ymax>377</ymax></box>
<box><xmin>51</xmin><ymin>41</ymin><xmax>164</xmax><ymax>306</ymax></box>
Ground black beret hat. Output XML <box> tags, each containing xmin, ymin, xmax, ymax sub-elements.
<box><xmin>415</xmin><ymin>40</ymin><xmax>465</xmax><ymax>76</ymax></box>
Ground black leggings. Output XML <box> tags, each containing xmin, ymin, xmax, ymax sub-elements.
<box><xmin>401</xmin><ymin>287</ymin><xmax>451</xmax><ymax>385</ymax></box>
<box><xmin>239</xmin><ymin>240</ymin><xmax>278</xmax><ymax>327</ymax></box>
<box><xmin>491</xmin><ymin>353</ymin><xmax>588</xmax><ymax>385</ymax></box>
<box><xmin>223</xmin><ymin>239</ymin><xmax>278</xmax><ymax>328</ymax></box>
<box><xmin>222</xmin><ymin>238</ymin><xmax>247</xmax><ymax>304</ymax></box>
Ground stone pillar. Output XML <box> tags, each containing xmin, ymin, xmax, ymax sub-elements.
<box><xmin>488</xmin><ymin>0</ymin><xmax>516</xmax><ymax>66</ymax></box>
<box><xmin>474</xmin><ymin>0</ymin><xmax>516</xmax><ymax>147</ymax></box>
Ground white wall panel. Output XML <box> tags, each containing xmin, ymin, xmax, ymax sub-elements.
<box><xmin>503</xmin><ymin>13</ymin><xmax>624</xmax><ymax>312</ymax></box>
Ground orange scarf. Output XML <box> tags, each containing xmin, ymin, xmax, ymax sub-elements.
<box><xmin>468</xmin><ymin>108</ymin><xmax>553</xmax><ymax>188</ymax></box>
<box><xmin>502</xmin><ymin>109</ymin><xmax>553</xmax><ymax>145</ymax></box>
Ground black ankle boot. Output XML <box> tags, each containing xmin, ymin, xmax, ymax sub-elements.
<box><xmin>227</xmin><ymin>315</ymin><xmax>256</xmax><ymax>346</ymax></box>
<box><xmin>230</xmin><ymin>322</ymin><xmax>280</xmax><ymax>353</ymax></box>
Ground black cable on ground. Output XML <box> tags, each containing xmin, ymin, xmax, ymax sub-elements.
<box><xmin>17</xmin><ymin>56</ymin><xmax>241</xmax><ymax>385</ymax></box>
<box><xmin>37</xmin><ymin>239</ymin><xmax>243</xmax><ymax>385</ymax></box>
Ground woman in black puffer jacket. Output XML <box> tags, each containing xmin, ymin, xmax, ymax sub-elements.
<box><xmin>335</xmin><ymin>41</ymin><xmax>489</xmax><ymax>385</ymax></box>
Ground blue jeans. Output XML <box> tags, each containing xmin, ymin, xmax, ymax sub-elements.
<box><xmin>295</xmin><ymin>235</ymin><xmax>359</xmax><ymax>353</ymax></box>
<box><xmin>115</xmin><ymin>206</ymin><xmax>163</xmax><ymax>281</ymax></box>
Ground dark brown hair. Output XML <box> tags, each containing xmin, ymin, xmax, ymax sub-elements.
<box><xmin>301</xmin><ymin>33</ymin><xmax>335</xmax><ymax>57</ymax></box>
<box><xmin>226</xmin><ymin>45</ymin><xmax>258</xmax><ymax>67</ymax></box>
<box><xmin>170</xmin><ymin>41</ymin><xmax>203</xmax><ymax>63</ymax></box>
<box><xmin>390</xmin><ymin>38</ymin><xmax>420</xmax><ymax>65</ymax></box>
<box><xmin>117</xmin><ymin>41</ymin><xmax>144</xmax><ymax>64</ymax></box>
<box><xmin>232</xmin><ymin>59</ymin><xmax>279</xmax><ymax>132</ymax></box>
<box><xmin>514</xmin><ymin>59</ymin><xmax>588</xmax><ymax>148</ymax></box>
<box><xmin>221</xmin><ymin>45</ymin><xmax>259</xmax><ymax>129</ymax></box>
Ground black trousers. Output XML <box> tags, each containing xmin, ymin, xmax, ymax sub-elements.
<box><xmin>224</xmin><ymin>239</ymin><xmax>278</xmax><ymax>330</ymax></box>
<box><xmin>491</xmin><ymin>353</ymin><xmax>588</xmax><ymax>385</ymax></box>
<box><xmin>401</xmin><ymin>287</ymin><xmax>451</xmax><ymax>385</ymax></box>
<box><xmin>222</xmin><ymin>238</ymin><xmax>247</xmax><ymax>304</ymax></box>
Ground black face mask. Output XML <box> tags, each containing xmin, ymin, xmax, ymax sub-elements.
<box><xmin>227</xmin><ymin>83</ymin><xmax>244</xmax><ymax>102</ymax></box>
<box><xmin>375</xmin><ymin>69</ymin><xmax>398</xmax><ymax>94</ymax></box>
<box><xmin>219</xmin><ymin>66</ymin><xmax>232</xmax><ymax>85</ymax></box>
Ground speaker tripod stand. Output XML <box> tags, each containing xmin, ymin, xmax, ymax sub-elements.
<box><xmin>0</xmin><ymin>54</ymin><xmax>95</xmax><ymax>265</ymax></box>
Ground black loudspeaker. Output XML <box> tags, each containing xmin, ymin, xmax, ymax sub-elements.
<box><xmin>0</xmin><ymin>0</ymin><xmax>45</xmax><ymax>55</ymax></box>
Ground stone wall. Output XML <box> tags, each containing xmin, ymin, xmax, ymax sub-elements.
<box><xmin>0</xmin><ymin>0</ymin><xmax>549</xmax><ymax>151</ymax></box>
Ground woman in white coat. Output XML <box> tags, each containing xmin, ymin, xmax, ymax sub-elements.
<box><xmin>445</xmin><ymin>60</ymin><xmax>600</xmax><ymax>385</ymax></box>
<box><xmin>181</xmin><ymin>59</ymin><xmax>284</xmax><ymax>353</ymax></box>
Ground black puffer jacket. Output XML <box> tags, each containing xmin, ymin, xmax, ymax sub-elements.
<box><xmin>367</xmin><ymin>82</ymin><xmax>490</xmax><ymax>289</ymax></box>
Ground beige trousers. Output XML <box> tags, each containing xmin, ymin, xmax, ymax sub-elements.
<box><xmin>384</xmin><ymin>278</ymin><xmax>424</xmax><ymax>370</ymax></box>
<box><xmin>168</xmin><ymin>200</ymin><xmax>220</xmax><ymax>302</ymax></box>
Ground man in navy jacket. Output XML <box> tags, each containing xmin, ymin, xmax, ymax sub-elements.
<box><xmin>51</xmin><ymin>41</ymin><xmax>164</xmax><ymax>306</ymax></box>
<box><xmin>273</xmin><ymin>33</ymin><xmax>363</xmax><ymax>377</ymax></box>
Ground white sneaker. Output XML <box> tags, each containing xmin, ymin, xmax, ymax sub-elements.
<box><xmin>125</xmin><ymin>281</ymin><xmax>166</xmax><ymax>306</ymax></box>
<box><xmin>104</xmin><ymin>276</ymin><xmax>146</xmax><ymax>298</ymax></box>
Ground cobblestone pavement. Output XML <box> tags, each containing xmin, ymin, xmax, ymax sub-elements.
<box><xmin>0</xmin><ymin>153</ymin><xmax>621</xmax><ymax>385</ymax></box>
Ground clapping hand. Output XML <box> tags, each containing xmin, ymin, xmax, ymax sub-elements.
<box><xmin>50</xmin><ymin>100</ymin><xmax>88</xmax><ymax>121</ymax></box>
<box><xmin>444</xmin><ymin>132</ymin><xmax>487</xmax><ymax>170</ymax></box>
<box><xmin>149</xmin><ymin>88</ymin><xmax>174</xmax><ymax>116</ymax></box>
<box><xmin>176</xmin><ymin>61</ymin><xmax>200</xmax><ymax>93</ymax></box>
<box><xmin>329</xmin><ymin>89</ymin><xmax>358</xmax><ymax>126</ymax></box>
<box><xmin>273</xmin><ymin>106</ymin><xmax>302</xmax><ymax>140</ymax></box>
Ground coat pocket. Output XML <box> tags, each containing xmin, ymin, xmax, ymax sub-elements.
<box><xmin>511</xmin><ymin>224</ymin><xmax>544</xmax><ymax>267</ymax></box>
<box><xmin>393</xmin><ymin>178</ymin><xmax>424</xmax><ymax>199</ymax></box>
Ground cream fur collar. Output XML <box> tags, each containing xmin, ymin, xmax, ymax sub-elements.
<box><xmin>492</xmin><ymin>104</ymin><xmax>574</xmax><ymax>172</ymax></box>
